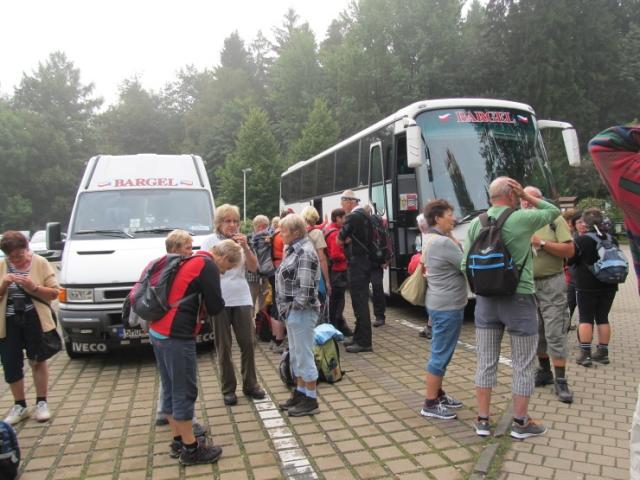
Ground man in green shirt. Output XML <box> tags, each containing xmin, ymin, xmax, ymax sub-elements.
<box><xmin>521</xmin><ymin>186</ymin><xmax>574</xmax><ymax>404</ymax></box>
<box><xmin>463</xmin><ymin>177</ymin><xmax>560</xmax><ymax>440</ymax></box>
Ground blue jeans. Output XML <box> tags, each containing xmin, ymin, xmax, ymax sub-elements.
<box><xmin>150</xmin><ymin>335</ymin><xmax>198</xmax><ymax>421</ymax></box>
<box><xmin>286</xmin><ymin>308</ymin><xmax>318</xmax><ymax>382</ymax></box>
<box><xmin>426</xmin><ymin>308</ymin><xmax>464</xmax><ymax>377</ymax></box>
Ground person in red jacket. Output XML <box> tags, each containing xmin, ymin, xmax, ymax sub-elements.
<box><xmin>150</xmin><ymin>235</ymin><xmax>241</xmax><ymax>466</ymax></box>
<box><xmin>323</xmin><ymin>208</ymin><xmax>353</xmax><ymax>336</ymax></box>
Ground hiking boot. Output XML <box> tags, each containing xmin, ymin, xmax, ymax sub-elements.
<box><xmin>475</xmin><ymin>417</ymin><xmax>491</xmax><ymax>437</ymax></box>
<box><xmin>34</xmin><ymin>401</ymin><xmax>51</xmax><ymax>422</ymax></box>
<box><xmin>287</xmin><ymin>396</ymin><xmax>320</xmax><ymax>417</ymax></box>
<box><xmin>279</xmin><ymin>389</ymin><xmax>305</xmax><ymax>411</ymax></box>
<box><xmin>534</xmin><ymin>368</ymin><xmax>554</xmax><ymax>387</ymax></box>
<box><xmin>438</xmin><ymin>393</ymin><xmax>463</xmax><ymax>409</ymax></box>
<box><xmin>155</xmin><ymin>412</ymin><xmax>169</xmax><ymax>426</ymax></box>
<box><xmin>179</xmin><ymin>444</ymin><xmax>223</xmax><ymax>465</ymax></box>
<box><xmin>345</xmin><ymin>344</ymin><xmax>373</xmax><ymax>353</ymax></box>
<box><xmin>576</xmin><ymin>350</ymin><xmax>592</xmax><ymax>367</ymax></box>
<box><xmin>591</xmin><ymin>347</ymin><xmax>610</xmax><ymax>364</ymax></box>
<box><xmin>343</xmin><ymin>339</ymin><xmax>355</xmax><ymax>347</ymax></box>
<box><xmin>243</xmin><ymin>387</ymin><xmax>266</xmax><ymax>400</ymax></box>
<box><xmin>420</xmin><ymin>401</ymin><xmax>457</xmax><ymax>420</ymax></box>
<box><xmin>223</xmin><ymin>393</ymin><xmax>238</xmax><ymax>406</ymax></box>
<box><xmin>339</xmin><ymin>326</ymin><xmax>353</xmax><ymax>337</ymax></box>
<box><xmin>5</xmin><ymin>404</ymin><xmax>30</xmax><ymax>426</ymax></box>
<box><xmin>169</xmin><ymin>440</ymin><xmax>183</xmax><ymax>458</ymax></box>
<box><xmin>554</xmin><ymin>378</ymin><xmax>573</xmax><ymax>404</ymax></box>
<box><xmin>510</xmin><ymin>418</ymin><xmax>547</xmax><ymax>439</ymax></box>
<box><xmin>373</xmin><ymin>318</ymin><xmax>385</xmax><ymax>327</ymax></box>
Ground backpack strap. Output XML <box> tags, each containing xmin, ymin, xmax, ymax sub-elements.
<box><xmin>494</xmin><ymin>208</ymin><xmax>516</xmax><ymax>229</ymax></box>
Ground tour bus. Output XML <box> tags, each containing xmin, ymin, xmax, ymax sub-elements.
<box><xmin>280</xmin><ymin>98</ymin><xmax>580</xmax><ymax>295</ymax></box>
<box><xmin>47</xmin><ymin>154</ymin><xmax>216</xmax><ymax>357</ymax></box>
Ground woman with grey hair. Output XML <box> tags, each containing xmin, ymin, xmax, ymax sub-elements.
<box><xmin>275</xmin><ymin>214</ymin><xmax>321</xmax><ymax>417</ymax></box>
<box><xmin>568</xmin><ymin>207</ymin><xmax>619</xmax><ymax>367</ymax></box>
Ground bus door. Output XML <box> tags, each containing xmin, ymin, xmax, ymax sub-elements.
<box><xmin>368</xmin><ymin>142</ymin><xmax>392</xmax><ymax>294</ymax></box>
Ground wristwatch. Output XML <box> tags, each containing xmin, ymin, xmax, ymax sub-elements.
<box><xmin>540</xmin><ymin>240</ymin><xmax>546</xmax><ymax>250</ymax></box>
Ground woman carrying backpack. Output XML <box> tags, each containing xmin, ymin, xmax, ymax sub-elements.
<box><xmin>568</xmin><ymin>208</ymin><xmax>619</xmax><ymax>367</ymax></box>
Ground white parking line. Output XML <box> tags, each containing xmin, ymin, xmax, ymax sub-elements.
<box><xmin>252</xmin><ymin>396</ymin><xmax>319</xmax><ymax>479</ymax></box>
<box><xmin>398</xmin><ymin>319</ymin><xmax>513</xmax><ymax>367</ymax></box>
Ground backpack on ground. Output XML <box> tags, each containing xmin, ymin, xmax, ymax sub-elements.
<box><xmin>585</xmin><ymin>232</ymin><xmax>629</xmax><ymax>284</ymax></box>
<box><xmin>368</xmin><ymin>214</ymin><xmax>393</xmax><ymax>265</ymax></box>
<box><xmin>278</xmin><ymin>349</ymin><xmax>295</xmax><ymax>386</ymax></box>
<box><xmin>130</xmin><ymin>254</ymin><xmax>197</xmax><ymax>322</ymax></box>
<box><xmin>254</xmin><ymin>309</ymin><xmax>273</xmax><ymax>342</ymax></box>
<box><xmin>466</xmin><ymin>209</ymin><xmax>527</xmax><ymax>297</ymax></box>
<box><xmin>0</xmin><ymin>421</ymin><xmax>20</xmax><ymax>480</ymax></box>
<box><xmin>314</xmin><ymin>338</ymin><xmax>343</xmax><ymax>383</ymax></box>
<box><xmin>252</xmin><ymin>232</ymin><xmax>276</xmax><ymax>277</ymax></box>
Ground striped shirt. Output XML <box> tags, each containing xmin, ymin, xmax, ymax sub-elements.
<box><xmin>5</xmin><ymin>262</ymin><xmax>35</xmax><ymax>317</ymax></box>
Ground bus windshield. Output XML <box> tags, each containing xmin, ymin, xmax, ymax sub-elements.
<box><xmin>70</xmin><ymin>189</ymin><xmax>213</xmax><ymax>238</ymax></box>
<box><xmin>415</xmin><ymin>108</ymin><xmax>555</xmax><ymax>217</ymax></box>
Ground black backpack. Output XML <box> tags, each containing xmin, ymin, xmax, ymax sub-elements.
<box><xmin>251</xmin><ymin>232</ymin><xmax>276</xmax><ymax>277</ymax></box>
<box><xmin>130</xmin><ymin>254</ymin><xmax>198</xmax><ymax>322</ymax></box>
<box><xmin>368</xmin><ymin>214</ymin><xmax>393</xmax><ymax>264</ymax></box>
<box><xmin>278</xmin><ymin>349</ymin><xmax>295</xmax><ymax>386</ymax></box>
<box><xmin>465</xmin><ymin>209</ymin><xmax>527</xmax><ymax>297</ymax></box>
<box><xmin>0</xmin><ymin>421</ymin><xmax>19</xmax><ymax>480</ymax></box>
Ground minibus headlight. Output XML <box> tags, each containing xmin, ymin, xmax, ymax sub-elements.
<box><xmin>64</xmin><ymin>288</ymin><xmax>94</xmax><ymax>303</ymax></box>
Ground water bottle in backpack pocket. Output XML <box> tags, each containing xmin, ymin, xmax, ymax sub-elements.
<box><xmin>585</xmin><ymin>232</ymin><xmax>629</xmax><ymax>284</ymax></box>
<box><xmin>0</xmin><ymin>421</ymin><xmax>20</xmax><ymax>480</ymax></box>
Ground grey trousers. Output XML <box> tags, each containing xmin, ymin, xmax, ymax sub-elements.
<box><xmin>213</xmin><ymin>306</ymin><xmax>259</xmax><ymax>395</ymax></box>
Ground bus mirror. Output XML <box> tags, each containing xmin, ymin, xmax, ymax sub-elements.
<box><xmin>46</xmin><ymin>222</ymin><xmax>64</xmax><ymax>251</ymax></box>
<box><xmin>406</xmin><ymin>124</ymin><xmax>426</xmax><ymax>168</ymax></box>
<box><xmin>538</xmin><ymin>120</ymin><xmax>581</xmax><ymax>167</ymax></box>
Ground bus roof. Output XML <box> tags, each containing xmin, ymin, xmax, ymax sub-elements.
<box><xmin>283</xmin><ymin>98</ymin><xmax>535</xmax><ymax>175</ymax></box>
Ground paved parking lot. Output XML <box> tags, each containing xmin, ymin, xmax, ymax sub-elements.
<box><xmin>2</xmin><ymin>253</ymin><xmax>638</xmax><ymax>479</ymax></box>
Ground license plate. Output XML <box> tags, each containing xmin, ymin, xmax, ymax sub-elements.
<box><xmin>118</xmin><ymin>327</ymin><xmax>149</xmax><ymax>340</ymax></box>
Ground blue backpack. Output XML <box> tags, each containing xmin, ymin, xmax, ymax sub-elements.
<box><xmin>0</xmin><ymin>420</ymin><xmax>20</xmax><ymax>479</ymax></box>
<box><xmin>585</xmin><ymin>232</ymin><xmax>629</xmax><ymax>284</ymax></box>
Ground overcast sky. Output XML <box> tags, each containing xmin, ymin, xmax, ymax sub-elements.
<box><xmin>0</xmin><ymin>0</ymin><xmax>353</xmax><ymax>107</ymax></box>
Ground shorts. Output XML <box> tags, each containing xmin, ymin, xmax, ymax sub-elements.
<box><xmin>150</xmin><ymin>335</ymin><xmax>198</xmax><ymax>421</ymax></box>
<box><xmin>474</xmin><ymin>294</ymin><xmax>538</xmax><ymax>336</ymax></box>
<box><xmin>535</xmin><ymin>273</ymin><xmax>570</xmax><ymax>358</ymax></box>
<box><xmin>0</xmin><ymin>310</ymin><xmax>48</xmax><ymax>384</ymax></box>
<box><xmin>425</xmin><ymin>308</ymin><xmax>464</xmax><ymax>377</ymax></box>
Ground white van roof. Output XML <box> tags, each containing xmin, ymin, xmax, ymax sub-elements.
<box><xmin>85</xmin><ymin>154</ymin><xmax>206</xmax><ymax>191</ymax></box>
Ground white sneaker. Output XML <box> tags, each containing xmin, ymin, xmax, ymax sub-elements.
<box><xmin>5</xmin><ymin>404</ymin><xmax>30</xmax><ymax>425</ymax></box>
<box><xmin>34</xmin><ymin>401</ymin><xmax>51</xmax><ymax>422</ymax></box>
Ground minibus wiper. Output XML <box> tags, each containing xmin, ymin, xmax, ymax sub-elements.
<box><xmin>75</xmin><ymin>229</ymin><xmax>134</xmax><ymax>238</ymax></box>
<box><xmin>135</xmin><ymin>227</ymin><xmax>193</xmax><ymax>235</ymax></box>
<box><xmin>456</xmin><ymin>209</ymin><xmax>488</xmax><ymax>225</ymax></box>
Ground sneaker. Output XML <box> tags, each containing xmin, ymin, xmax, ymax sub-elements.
<box><xmin>155</xmin><ymin>413</ymin><xmax>169</xmax><ymax>426</ymax></box>
<box><xmin>169</xmin><ymin>440</ymin><xmax>183</xmax><ymax>458</ymax></box>
<box><xmin>510</xmin><ymin>418</ymin><xmax>547</xmax><ymax>439</ymax></box>
<box><xmin>438</xmin><ymin>393</ymin><xmax>463</xmax><ymax>409</ymax></box>
<box><xmin>475</xmin><ymin>417</ymin><xmax>491</xmax><ymax>437</ymax></box>
<box><xmin>373</xmin><ymin>318</ymin><xmax>385</xmax><ymax>327</ymax></box>
<box><xmin>591</xmin><ymin>347</ymin><xmax>609</xmax><ymax>364</ymax></box>
<box><xmin>279</xmin><ymin>389</ymin><xmax>306</xmax><ymax>411</ymax></box>
<box><xmin>34</xmin><ymin>401</ymin><xmax>51</xmax><ymax>422</ymax></box>
<box><xmin>554</xmin><ymin>378</ymin><xmax>573</xmax><ymax>404</ymax></box>
<box><xmin>420</xmin><ymin>401</ymin><xmax>457</xmax><ymax>420</ymax></box>
<box><xmin>287</xmin><ymin>396</ymin><xmax>320</xmax><ymax>417</ymax></box>
<box><xmin>534</xmin><ymin>368</ymin><xmax>554</xmax><ymax>387</ymax></box>
<box><xmin>345</xmin><ymin>344</ymin><xmax>373</xmax><ymax>353</ymax></box>
<box><xmin>179</xmin><ymin>444</ymin><xmax>223</xmax><ymax>465</ymax></box>
<box><xmin>5</xmin><ymin>404</ymin><xmax>30</xmax><ymax>425</ymax></box>
<box><xmin>243</xmin><ymin>387</ymin><xmax>266</xmax><ymax>400</ymax></box>
<box><xmin>192</xmin><ymin>422</ymin><xmax>208</xmax><ymax>438</ymax></box>
<box><xmin>272</xmin><ymin>341</ymin><xmax>287</xmax><ymax>354</ymax></box>
<box><xmin>576</xmin><ymin>350</ymin><xmax>592</xmax><ymax>367</ymax></box>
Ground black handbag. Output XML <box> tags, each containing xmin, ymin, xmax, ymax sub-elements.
<box><xmin>16</xmin><ymin>286</ymin><xmax>62</xmax><ymax>361</ymax></box>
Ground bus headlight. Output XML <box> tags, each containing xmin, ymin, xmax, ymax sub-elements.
<box><xmin>63</xmin><ymin>288</ymin><xmax>94</xmax><ymax>303</ymax></box>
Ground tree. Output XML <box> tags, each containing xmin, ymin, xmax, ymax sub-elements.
<box><xmin>217</xmin><ymin>108</ymin><xmax>283</xmax><ymax>218</ymax></box>
<box><xmin>288</xmin><ymin>98</ymin><xmax>340</xmax><ymax>165</ymax></box>
<box><xmin>97</xmin><ymin>78</ymin><xmax>179</xmax><ymax>154</ymax></box>
<box><xmin>12</xmin><ymin>51</ymin><xmax>101</xmax><ymax>158</ymax></box>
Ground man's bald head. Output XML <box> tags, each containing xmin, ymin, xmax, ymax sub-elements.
<box><xmin>488</xmin><ymin>177</ymin><xmax>517</xmax><ymax>207</ymax></box>
<box><xmin>521</xmin><ymin>186</ymin><xmax>542</xmax><ymax>209</ymax></box>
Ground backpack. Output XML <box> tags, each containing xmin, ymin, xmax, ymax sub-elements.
<box><xmin>466</xmin><ymin>209</ymin><xmax>527</xmax><ymax>297</ymax></box>
<box><xmin>278</xmin><ymin>349</ymin><xmax>295</xmax><ymax>386</ymax></box>
<box><xmin>585</xmin><ymin>232</ymin><xmax>629</xmax><ymax>284</ymax></box>
<box><xmin>130</xmin><ymin>254</ymin><xmax>198</xmax><ymax>322</ymax></box>
<box><xmin>254</xmin><ymin>309</ymin><xmax>273</xmax><ymax>342</ymax></box>
<box><xmin>314</xmin><ymin>338</ymin><xmax>343</xmax><ymax>383</ymax></box>
<box><xmin>0</xmin><ymin>421</ymin><xmax>19</xmax><ymax>480</ymax></box>
<box><xmin>368</xmin><ymin>214</ymin><xmax>393</xmax><ymax>265</ymax></box>
<box><xmin>252</xmin><ymin>232</ymin><xmax>276</xmax><ymax>277</ymax></box>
